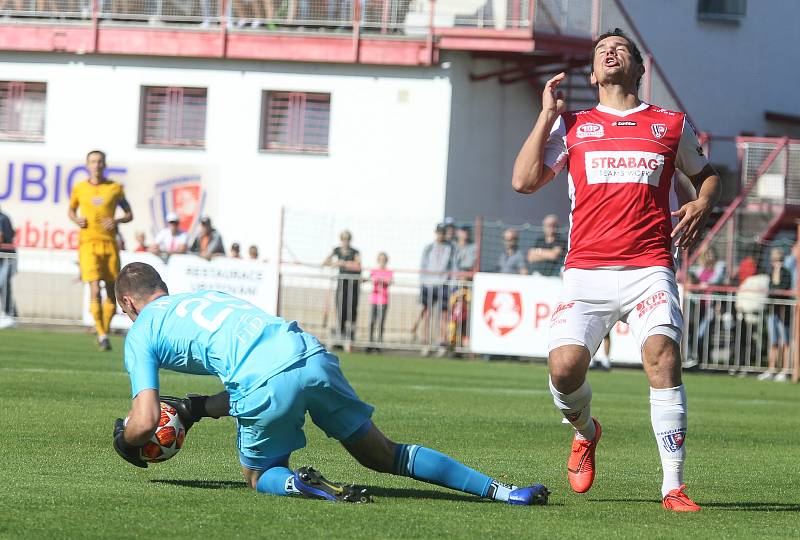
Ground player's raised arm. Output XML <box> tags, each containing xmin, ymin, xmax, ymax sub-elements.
<box><xmin>512</xmin><ymin>72</ymin><xmax>567</xmax><ymax>194</ymax></box>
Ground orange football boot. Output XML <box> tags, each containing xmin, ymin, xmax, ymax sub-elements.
<box><xmin>662</xmin><ymin>484</ymin><xmax>701</xmax><ymax>512</ymax></box>
<box><xmin>567</xmin><ymin>418</ymin><xmax>601</xmax><ymax>493</ymax></box>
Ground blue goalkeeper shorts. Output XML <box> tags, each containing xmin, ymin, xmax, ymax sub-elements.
<box><xmin>231</xmin><ymin>351</ymin><xmax>374</xmax><ymax>470</ymax></box>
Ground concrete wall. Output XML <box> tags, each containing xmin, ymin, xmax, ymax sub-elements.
<box><xmin>442</xmin><ymin>52</ymin><xmax>572</xmax><ymax>226</ymax></box>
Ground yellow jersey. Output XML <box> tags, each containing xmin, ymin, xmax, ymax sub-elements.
<box><xmin>69</xmin><ymin>179</ymin><xmax>127</xmax><ymax>244</ymax></box>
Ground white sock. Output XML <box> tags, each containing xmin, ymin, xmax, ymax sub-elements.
<box><xmin>549</xmin><ymin>378</ymin><xmax>595</xmax><ymax>440</ymax></box>
<box><xmin>650</xmin><ymin>385</ymin><xmax>687</xmax><ymax>497</ymax></box>
<box><xmin>487</xmin><ymin>481</ymin><xmax>518</xmax><ymax>502</ymax></box>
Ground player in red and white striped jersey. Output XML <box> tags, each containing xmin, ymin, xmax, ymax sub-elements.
<box><xmin>512</xmin><ymin>28</ymin><xmax>721</xmax><ymax>512</ymax></box>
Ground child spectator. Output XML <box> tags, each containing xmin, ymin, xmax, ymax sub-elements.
<box><xmin>133</xmin><ymin>231</ymin><xmax>148</xmax><ymax>253</ymax></box>
<box><xmin>367</xmin><ymin>252</ymin><xmax>393</xmax><ymax>351</ymax></box>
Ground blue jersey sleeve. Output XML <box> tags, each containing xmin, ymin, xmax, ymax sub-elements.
<box><xmin>124</xmin><ymin>325</ymin><xmax>160</xmax><ymax>398</ymax></box>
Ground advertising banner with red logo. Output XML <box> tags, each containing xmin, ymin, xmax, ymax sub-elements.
<box><xmin>470</xmin><ymin>272</ymin><xmax>642</xmax><ymax>364</ymax></box>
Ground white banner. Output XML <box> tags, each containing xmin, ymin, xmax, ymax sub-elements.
<box><xmin>469</xmin><ymin>272</ymin><xmax>641</xmax><ymax>364</ymax></box>
<box><xmin>165</xmin><ymin>254</ymin><xmax>278</xmax><ymax>314</ymax></box>
<box><xmin>83</xmin><ymin>253</ymin><xmax>278</xmax><ymax>330</ymax></box>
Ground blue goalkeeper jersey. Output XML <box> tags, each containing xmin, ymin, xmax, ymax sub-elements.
<box><xmin>124</xmin><ymin>290</ymin><xmax>325</xmax><ymax>401</ymax></box>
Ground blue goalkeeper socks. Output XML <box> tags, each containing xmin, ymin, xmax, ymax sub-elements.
<box><xmin>393</xmin><ymin>444</ymin><xmax>493</xmax><ymax>498</ymax></box>
<box><xmin>255</xmin><ymin>466</ymin><xmax>296</xmax><ymax>496</ymax></box>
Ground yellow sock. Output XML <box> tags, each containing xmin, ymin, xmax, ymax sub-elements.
<box><xmin>90</xmin><ymin>300</ymin><xmax>105</xmax><ymax>338</ymax></box>
<box><xmin>102</xmin><ymin>300</ymin><xmax>117</xmax><ymax>336</ymax></box>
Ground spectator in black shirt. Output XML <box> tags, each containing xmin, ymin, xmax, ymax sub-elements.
<box><xmin>324</xmin><ymin>230</ymin><xmax>362</xmax><ymax>351</ymax></box>
<box><xmin>527</xmin><ymin>214</ymin><xmax>566</xmax><ymax>276</ymax></box>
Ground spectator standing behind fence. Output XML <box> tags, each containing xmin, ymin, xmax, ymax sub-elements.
<box><xmin>527</xmin><ymin>214</ymin><xmax>567</xmax><ymax>276</ymax></box>
<box><xmin>498</xmin><ymin>228</ymin><xmax>528</xmax><ymax>274</ymax></box>
<box><xmin>365</xmin><ymin>252</ymin><xmax>393</xmax><ymax>352</ymax></box>
<box><xmin>415</xmin><ymin>224</ymin><xmax>453</xmax><ymax>357</ymax></box>
<box><xmin>248</xmin><ymin>245</ymin><xmax>260</xmax><ymax>260</ymax></box>
<box><xmin>452</xmin><ymin>225</ymin><xmax>477</xmax><ymax>277</ymax></box>
<box><xmin>190</xmin><ymin>216</ymin><xmax>225</xmax><ymax>260</ymax></box>
<box><xmin>323</xmin><ymin>230</ymin><xmax>362</xmax><ymax>352</ymax></box>
<box><xmin>758</xmin><ymin>248</ymin><xmax>793</xmax><ymax>382</ymax></box>
<box><xmin>0</xmin><ymin>205</ymin><xmax>16</xmax><ymax>325</ymax></box>
<box><xmin>230</xmin><ymin>243</ymin><xmax>242</xmax><ymax>258</ymax></box>
<box><xmin>690</xmin><ymin>247</ymin><xmax>726</xmax><ymax>354</ymax></box>
<box><xmin>150</xmin><ymin>212</ymin><xmax>188</xmax><ymax>260</ymax></box>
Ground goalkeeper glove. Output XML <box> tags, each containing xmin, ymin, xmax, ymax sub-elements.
<box><xmin>112</xmin><ymin>418</ymin><xmax>147</xmax><ymax>469</ymax></box>
<box><xmin>160</xmin><ymin>394</ymin><xmax>215</xmax><ymax>431</ymax></box>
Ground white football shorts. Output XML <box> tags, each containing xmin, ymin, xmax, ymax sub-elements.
<box><xmin>548</xmin><ymin>266</ymin><xmax>683</xmax><ymax>355</ymax></box>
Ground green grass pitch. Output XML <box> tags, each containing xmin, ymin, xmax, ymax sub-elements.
<box><xmin>1</xmin><ymin>328</ymin><xmax>798</xmax><ymax>539</ymax></box>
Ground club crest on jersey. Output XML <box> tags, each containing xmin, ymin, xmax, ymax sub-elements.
<box><xmin>577</xmin><ymin>123</ymin><xmax>604</xmax><ymax>139</ymax></box>
<box><xmin>483</xmin><ymin>290</ymin><xmax>522</xmax><ymax>336</ymax></box>
<box><xmin>651</xmin><ymin>124</ymin><xmax>668</xmax><ymax>139</ymax></box>
<box><xmin>660</xmin><ymin>428</ymin><xmax>686</xmax><ymax>453</ymax></box>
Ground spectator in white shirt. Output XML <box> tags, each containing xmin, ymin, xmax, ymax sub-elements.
<box><xmin>150</xmin><ymin>212</ymin><xmax>188</xmax><ymax>260</ymax></box>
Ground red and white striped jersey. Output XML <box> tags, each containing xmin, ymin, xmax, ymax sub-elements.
<box><xmin>543</xmin><ymin>103</ymin><xmax>709</xmax><ymax>270</ymax></box>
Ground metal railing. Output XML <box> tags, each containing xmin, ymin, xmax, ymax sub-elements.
<box><xmin>2</xmin><ymin>248</ymin><xmax>797</xmax><ymax>381</ymax></box>
<box><xmin>279</xmin><ymin>267</ymin><xmax>473</xmax><ymax>355</ymax></box>
<box><xmin>0</xmin><ymin>0</ymin><xmax>600</xmax><ymax>35</ymax></box>
<box><xmin>683</xmin><ymin>283</ymin><xmax>796</xmax><ymax>379</ymax></box>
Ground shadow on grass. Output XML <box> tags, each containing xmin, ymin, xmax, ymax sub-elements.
<box><xmin>150</xmin><ymin>479</ymin><xmax>562</xmax><ymax>506</ymax></box>
<box><xmin>364</xmin><ymin>486</ymin><xmax>564</xmax><ymax>505</ymax></box>
<box><xmin>592</xmin><ymin>498</ymin><xmax>800</xmax><ymax>512</ymax></box>
<box><xmin>151</xmin><ymin>479</ymin><xmax>248</xmax><ymax>490</ymax></box>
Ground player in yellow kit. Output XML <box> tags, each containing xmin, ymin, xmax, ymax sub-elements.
<box><xmin>68</xmin><ymin>150</ymin><xmax>133</xmax><ymax>351</ymax></box>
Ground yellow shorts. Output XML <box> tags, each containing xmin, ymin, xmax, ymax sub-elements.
<box><xmin>79</xmin><ymin>240</ymin><xmax>120</xmax><ymax>283</ymax></box>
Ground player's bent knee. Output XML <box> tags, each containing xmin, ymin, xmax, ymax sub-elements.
<box><xmin>548</xmin><ymin>344</ymin><xmax>590</xmax><ymax>392</ymax></box>
<box><xmin>242</xmin><ymin>467</ymin><xmax>263</xmax><ymax>490</ymax></box>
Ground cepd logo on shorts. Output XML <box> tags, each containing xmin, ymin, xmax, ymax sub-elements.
<box><xmin>635</xmin><ymin>291</ymin><xmax>668</xmax><ymax>318</ymax></box>
<box><xmin>651</xmin><ymin>123</ymin><xmax>668</xmax><ymax>139</ymax></box>
<box><xmin>483</xmin><ymin>291</ymin><xmax>522</xmax><ymax>336</ymax></box>
<box><xmin>576</xmin><ymin>123</ymin><xmax>604</xmax><ymax>138</ymax></box>
<box><xmin>659</xmin><ymin>428</ymin><xmax>686</xmax><ymax>453</ymax></box>
<box><xmin>151</xmin><ymin>175</ymin><xmax>207</xmax><ymax>234</ymax></box>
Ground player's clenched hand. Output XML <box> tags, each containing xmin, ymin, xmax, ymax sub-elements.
<box><xmin>542</xmin><ymin>72</ymin><xmax>567</xmax><ymax>117</ymax></box>
<box><xmin>113</xmin><ymin>418</ymin><xmax>148</xmax><ymax>468</ymax></box>
<box><xmin>75</xmin><ymin>217</ymin><xmax>88</xmax><ymax>228</ymax></box>
<box><xmin>671</xmin><ymin>196</ymin><xmax>713</xmax><ymax>251</ymax></box>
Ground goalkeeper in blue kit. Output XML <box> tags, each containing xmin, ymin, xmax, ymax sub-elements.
<box><xmin>112</xmin><ymin>262</ymin><xmax>549</xmax><ymax>504</ymax></box>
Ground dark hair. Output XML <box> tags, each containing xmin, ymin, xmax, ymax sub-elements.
<box><xmin>115</xmin><ymin>262</ymin><xmax>168</xmax><ymax>302</ymax></box>
<box><xmin>86</xmin><ymin>149</ymin><xmax>106</xmax><ymax>161</ymax></box>
<box><xmin>592</xmin><ymin>28</ymin><xmax>644</xmax><ymax>90</ymax></box>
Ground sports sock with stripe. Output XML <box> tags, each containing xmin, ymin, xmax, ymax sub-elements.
<box><xmin>549</xmin><ymin>378</ymin><xmax>596</xmax><ymax>440</ymax></box>
<box><xmin>393</xmin><ymin>444</ymin><xmax>515</xmax><ymax>500</ymax></box>
<box><xmin>650</xmin><ymin>385</ymin><xmax>687</xmax><ymax>497</ymax></box>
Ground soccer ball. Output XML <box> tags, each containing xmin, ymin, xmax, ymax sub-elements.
<box><xmin>138</xmin><ymin>402</ymin><xmax>186</xmax><ymax>463</ymax></box>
